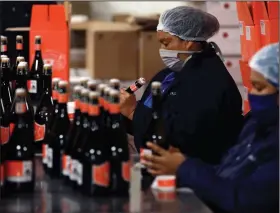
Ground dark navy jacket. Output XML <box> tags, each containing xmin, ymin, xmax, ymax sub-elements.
<box><xmin>123</xmin><ymin>45</ymin><xmax>243</xmax><ymax>165</ymax></box>
<box><xmin>177</xmin><ymin>112</ymin><xmax>279</xmax><ymax>213</ymax></box>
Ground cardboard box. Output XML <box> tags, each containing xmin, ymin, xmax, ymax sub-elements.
<box><xmin>85</xmin><ymin>21</ymin><xmax>140</xmax><ymax>80</ymax></box>
<box><xmin>260</xmin><ymin>19</ymin><xmax>279</xmax><ymax>47</ymax></box>
<box><xmin>139</xmin><ymin>31</ymin><xmax>164</xmax><ymax>81</ymax></box>
<box><xmin>5</xmin><ymin>27</ymin><xmax>30</xmax><ymax>65</ymax></box>
<box><xmin>30</xmin><ymin>5</ymin><xmax>69</xmax><ymax>82</ymax></box>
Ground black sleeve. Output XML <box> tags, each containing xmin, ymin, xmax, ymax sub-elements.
<box><xmin>121</xmin><ymin>114</ymin><xmax>134</xmax><ymax>135</ymax></box>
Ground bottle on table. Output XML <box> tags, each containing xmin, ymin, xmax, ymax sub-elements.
<box><xmin>126</xmin><ymin>77</ymin><xmax>146</xmax><ymax>94</ymax></box>
<box><xmin>28</xmin><ymin>35</ymin><xmax>44</xmax><ymax>107</ymax></box>
<box><xmin>34</xmin><ymin>64</ymin><xmax>54</xmax><ymax>156</ymax></box>
<box><xmin>62</xmin><ymin>85</ymin><xmax>83</xmax><ymax>183</ymax></box>
<box><xmin>1</xmin><ymin>36</ymin><xmax>8</xmax><ymax>56</ymax></box>
<box><xmin>141</xmin><ymin>82</ymin><xmax>167</xmax><ymax>174</ymax></box>
<box><xmin>10</xmin><ymin>62</ymin><xmax>34</xmax><ymax>135</ymax></box>
<box><xmin>108</xmin><ymin>89</ymin><xmax>130</xmax><ymax>196</ymax></box>
<box><xmin>69</xmin><ymin>88</ymin><xmax>90</xmax><ymax>188</ymax></box>
<box><xmin>81</xmin><ymin>91</ymin><xmax>110</xmax><ymax>196</ymax></box>
<box><xmin>87</xmin><ymin>79</ymin><xmax>98</xmax><ymax>92</ymax></box>
<box><xmin>47</xmin><ymin>81</ymin><xmax>70</xmax><ymax>178</ymax></box>
<box><xmin>0</xmin><ymin>57</ymin><xmax>13</xmax><ymax>113</ymax></box>
<box><xmin>5</xmin><ymin>88</ymin><xmax>35</xmax><ymax>195</ymax></box>
<box><xmin>109</xmin><ymin>78</ymin><xmax>120</xmax><ymax>90</ymax></box>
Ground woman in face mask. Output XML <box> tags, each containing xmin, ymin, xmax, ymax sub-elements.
<box><xmin>120</xmin><ymin>6</ymin><xmax>243</xmax><ymax>165</ymax></box>
<box><xmin>142</xmin><ymin>43</ymin><xmax>279</xmax><ymax>213</ymax></box>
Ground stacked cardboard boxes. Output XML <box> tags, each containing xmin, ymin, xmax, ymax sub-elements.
<box><xmin>236</xmin><ymin>2</ymin><xmax>279</xmax><ymax>114</ymax></box>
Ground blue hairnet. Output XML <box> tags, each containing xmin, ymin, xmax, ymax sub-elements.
<box><xmin>157</xmin><ymin>6</ymin><xmax>220</xmax><ymax>41</ymax></box>
<box><xmin>249</xmin><ymin>43</ymin><xmax>279</xmax><ymax>88</ymax></box>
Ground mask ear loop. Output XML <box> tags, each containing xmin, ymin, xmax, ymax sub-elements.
<box><xmin>209</xmin><ymin>41</ymin><xmax>225</xmax><ymax>62</ymax></box>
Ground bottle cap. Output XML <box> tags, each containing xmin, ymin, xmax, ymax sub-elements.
<box><xmin>1</xmin><ymin>55</ymin><xmax>8</xmax><ymax>58</ymax></box>
<box><xmin>16</xmin><ymin>56</ymin><xmax>25</xmax><ymax>61</ymax></box>
<box><xmin>73</xmin><ymin>85</ymin><xmax>83</xmax><ymax>93</ymax></box>
<box><xmin>52</xmin><ymin>78</ymin><xmax>60</xmax><ymax>84</ymax></box>
<box><xmin>1</xmin><ymin>36</ymin><xmax>7</xmax><ymax>41</ymax></box>
<box><xmin>15</xmin><ymin>88</ymin><xmax>27</xmax><ymax>97</ymax></box>
<box><xmin>1</xmin><ymin>57</ymin><xmax>9</xmax><ymax>63</ymax></box>
<box><xmin>109</xmin><ymin>89</ymin><xmax>119</xmax><ymax>97</ymax></box>
<box><xmin>87</xmin><ymin>79</ymin><xmax>98</xmax><ymax>87</ymax></box>
<box><xmin>89</xmin><ymin>91</ymin><xmax>100</xmax><ymax>99</ymax></box>
<box><xmin>35</xmin><ymin>35</ymin><xmax>41</xmax><ymax>39</ymax></box>
<box><xmin>43</xmin><ymin>63</ymin><xmax>52</xmax><ymax>69</ymax></box>
<box><xmin>58</xmin><ymin>80</ymin><xmax>68</xmax><ymax>88</ymax></box>
<box><xmin>138</xmin><ymin>77</ymin><xmax>146</xmax><ymax>85</ymax></box>
<box><xmin>97</xmin><ymin>83</ymin><xmax>106</xmax><ymax>92</ymax></box>
<box><xmin>16</xmin><ymin>35</ymin><xmax>23</xmax><ymax>40</ymax></box>
<box><xmin>81</xmin><ymin>88</ymin><xmax>90</xmax><ymax>96</ymax></box>
<box><xmin>151</xmin><ymin>81</ymin><xmax>161</xmax><ymax>88</ymax></box>
<box><xmin>17</xmin><ymin>61</ymin><xmax>26</xmax><ymax>68</ymax></box>
<box><xmin>109</xmin><ymin>78</ymin><xmax>120</xmax><ymax>84</ymax></box>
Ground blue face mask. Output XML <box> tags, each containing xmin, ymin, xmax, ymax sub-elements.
<box><xmin>248</xmin><ymin>93</ymin><xmax>279</xmax><ymax>126</ymax></box>
<box><xmin>248</xmin><ymin>93</ymin><xmax>278</xmax><ymax>112</ymax></box>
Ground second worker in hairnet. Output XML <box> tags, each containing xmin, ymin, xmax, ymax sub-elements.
<box><xmin>120</xmin><ymin>6</ymin><xmax>243</xmax><ymax>165</ymax></box>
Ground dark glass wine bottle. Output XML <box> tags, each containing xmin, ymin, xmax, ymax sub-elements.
<box><xmin>34</xmin><ymin>64</ymin><xmax>54</xmax><ymax>156</ymax></box>
<box><xmin>47</xmin><ymin>81</ymin><xmax>70</xmax><ymax>178</ymax></box>
<box><xmin>28</xmin><ymin>35</ymin><xmax>44</xmax><ymax>107</ymax></box>
<box><xmin>10</xmin><ymin>62</ymin><xmax>34</xmax><ymax>135</ymax></box>
<box><xmin>125</xmin><ymin>77</ymin><xmax>146</xmax><ymax>94</ymax></box>
<box><xmin>5</xmin><ymin>88</ymin><xmax>35</xmax><ymax>195</ymax></box>
<box><xmin>62</xmin><ymin>85</ymin><xmax>82</xmax><ymax>183</ymax></box>
<box><xmin>81</xmin><ymin>91</ymin><xmax>110</xmax><ymax>196</ymax></box>
<box><xmin>0</xmin><ymin>57</ymin><xmax>13</xmax><ymax>113</ymax></box>
<box><xmin>108</xmin><ymin>89</ymin><xmax>130</xmax><ymax>196</ymax></box>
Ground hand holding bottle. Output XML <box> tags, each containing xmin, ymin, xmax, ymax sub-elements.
<box><xmin>119</xmin><ymin>89</ymin><xmax>137</xmax><ymax>120</ymax></box>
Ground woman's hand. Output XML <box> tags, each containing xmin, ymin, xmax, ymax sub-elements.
<box><xmin>120</xmin><ymin>89</ymin><xmax>137</xmax><ymax>120</ymax></box>
<box><xmin>142</xmin><ymin>142</ymin><xmax>186</xmax><ymax>176</ymax></box>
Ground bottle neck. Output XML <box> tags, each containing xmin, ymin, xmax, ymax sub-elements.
<box><xmin>44</xmin><ymin>76</ymin><xmax>52</xmax><ymax>95</ymax></box>
<box><xmin>1</xmin><ymin>44</ymin><xmax>7</xmax><ymax>55</ymax></box>
<box><xmin>1</xmin><ymin>67</ymin><xmax>10</xmax><ymax>80</ymax></box>
<box><xmin>16</xmin><ymin>79</ymin><xmax>27</xmax><ymax>89</ymax></box>
<box><xmin>15</xmin><ymin>101</ymin><xmax>27</xmax><ymax>115</ymax></box>
<box><xmin>109</xmin><ymin>103</ymin><xmax>121</xmax><ymax>123</ymax></box>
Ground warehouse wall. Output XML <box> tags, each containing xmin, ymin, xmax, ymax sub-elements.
<box><xmin>89</xmin><ymin>1</ymin><xmax>206</xmax><ymax>20</ymax></box>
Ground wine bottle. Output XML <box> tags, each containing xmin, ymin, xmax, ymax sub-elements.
<box><xmin>29</xmin><ymin>35</ymin><xmax>44</xmax><ymax>106</ymax></box>
<box><xmin>0</xmin><ymin>36</ymin><xmax>8</xmax><ymax>56</ymax></box>
<box><xmin>125</xmin><ymin>77</ymin><xmax>146</xmax><ymax>94</ymax></box>
<box><xmin>5</xmin><ymin>88</ymin><xmax>35</xmax><ymax>194</ymax></box>
<box><xmin>47</xmin><ymin>81</ymin><xmax>70</xmax><ymax>178</ymax></box>
<box><xmin>34</xmin><ymin>64</ymin><xmax>54</xmax><ymax>155</ymax></box>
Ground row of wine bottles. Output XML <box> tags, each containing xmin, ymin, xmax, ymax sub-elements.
<box><xmin>1</xmin><ymin>34</ymin><xmax>45</xmax><ymax>106</ymax></box>
<box><xmin>1</xmin><ymin>51</ymin><xmax>147</xmax><ymax>198</ymax></box>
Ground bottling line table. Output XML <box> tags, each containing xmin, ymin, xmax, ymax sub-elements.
<box><xmin>0</xmin><ymin>157</ymin><xmax>213</xmax><ymax>213</ymax></box>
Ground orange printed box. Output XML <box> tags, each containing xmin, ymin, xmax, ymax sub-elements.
<box><xmin>29</xmin><ymin>5</ymin><xmax>69</xmax><ymax>82</ymax></box>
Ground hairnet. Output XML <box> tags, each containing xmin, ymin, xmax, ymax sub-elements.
<box><xmin>157</xmin><ymin>6</ymin><xmax>220</xmax><ymax>41</ymax></box>
<box><xmin>249</xmin><ymin>43</ymin><xmax>279</xmax><ymax>88</ymax></box>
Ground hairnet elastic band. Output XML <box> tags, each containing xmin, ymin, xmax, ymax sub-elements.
<box><xmin>156</xmin><ymin>28</ymin><xmax>207</xmax><ymax>42</ymax></box>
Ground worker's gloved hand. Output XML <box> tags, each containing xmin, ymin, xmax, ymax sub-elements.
<box><xmin>120</xmin><ymin>88</ymin><xmax>137</xmax><ymax>120</ymax></box>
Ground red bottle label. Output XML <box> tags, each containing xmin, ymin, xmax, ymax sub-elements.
<box><xmin>34</xmin><ymin>122</ymin><xmax>46</xmax><ymax>142</ymax></box>
<box><xmin>5</xmin><ymin>160</ymin><xmax>33</xmax><ymax>183</ymax></box>
<box><xmin>129</xmin><ymin>84</ymin><xmax>137</xmax><ymax>92</ymax></box>
<box><xmin>42</xmin><ymin>144</ymin><xmax>47</xmax><ymax>163</ymax></box>
<box><xmin>122</xmin><ymin>161</ymin><xmax>130</xmax><ymax>182</ymax></box>
<box><xmin>16</xmin><ymin>43</ymin><xmax>23</xmax><ymax>50</ymax></box>
<box><xmin>1</xmin><ymin>45</ymin><xmax>7</xmax><ymax>52</ymax></box>
<box><xmin>0</xmin><ymin>163</ymin><xmax>4</xmax><ymax>186</ymax></box>
<box><xmin>0</xmin><ymin>126</ymin><xmax>9</xmax><ymax>144</ymax></box>
<box><xmin>62</xmin><ymin>154</ymin><xmax>70</xmax><ymax>176</ymax></box>
<box><xmin>92</xmin><ymin>162</ymin><xmax>110</xmax><ymax>187</ymax></box>
<box><xmin>9</xmin><ymin>123</ymin><xmax>15</xmax><ymax>135</ymax></box>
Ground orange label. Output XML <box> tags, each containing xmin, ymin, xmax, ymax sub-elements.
<box><xmin>62</xmin><ymin>154</ymin><xmax>70</xmax><ymax>176</ymax></box>
<box><xmin>68</xmin><ymin>113</ymin><xmax>74</xmax><ymax>120</ymax></box>
<box><xmin>92</xmin><ymin>162</ymin><xmax>110</xmax><ymax>187</ymax></box>
<box><xmin>53</xmin><ymin>90</ymin><xmax>59</xmax><ymax>100</ymax></box>
<box><xmin>157</xmin><ymin>179</ymin><xmax>175</xmax><ymax>187</ymax></box>
<box><xmin>80</xmin><ymin>102</ymin><xmax>88</xmax><ymax>113</ymax></box>
<box><xmin>122</xmin><ymin>161</ymin><xmax>130</xmax><ymax>182</ymax></box>
<box><xmin>0</xmin><ymin>126</ymin><xmax>10</xmax><ymax>144</ymax></box>
<box><xmin>98</xmin><ymin>97</ymin><xmax>104</xmax><ymax>108</ymax></box>
<box><xmin>129</xmin><ymin>84</ymin><xmax>137</xmax><ymax>92</ymax></box>
<box><xmin>157</xmin><ymin>191</ymin><xmax>176</xmax><ymax>201</ymax></box>
<box><xmin>140</xmin><ymin>148</ymin><xmax>152</xmax><ymax>165</ymax></box>
<box><xmin>1</xmin><ymin>45</ymin><xmax>7</xmax><ymax>52</ymax></box>
<box><xmin>74</xmin><ymin>99</ymin><xmax>80</xmax><ymax>110</ymax></box>
<box><xmin>9</xmin><ymin>123</ymin><xmax>15</xmax><ymax>135</ymax></box>
<box><xmin>58</xmin><ymin>94</ymin><xmax>68</xmax><ymax>103</ymax></box>
<box><xmin>16</xmin><ymin>43</ymin><xmax>23</xmax><ymax>50</ymax></box>
<box><xmin>103</xmin><ymin>100</ymin><xmax>108</xmax><ymax>111</ymax></box>
<box><xmin>5</xmin><ymin>160</ymin><xmax>33</xmax><ymax>183</ymax></box>
<box><xmin>110</xmin><ymin>103</ymin><xmax>120</xmax><ymax>114</ymax></box>
<box><xmin>35</xmin><ymin>44</ymin><xmax>41</xmax><ymax>51</ymax></box>
<box><xmin>0</xmin><ymin>163</ymin><xmax>4</xmax><ymax>186</ymax></box>
<box><xmin>34</xmin><ymin>122</ymin><xmax>46</xmax><ymax>142</ymax></box>
<box><xmin>42</xmin><ymin>144</ymin><xmax>47</xmax><ymax>163</ymax></box>
<box><xmin>89</xmin><ymin>105</ymin><xmax>100</xmax><ymax>116</ymax></box>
